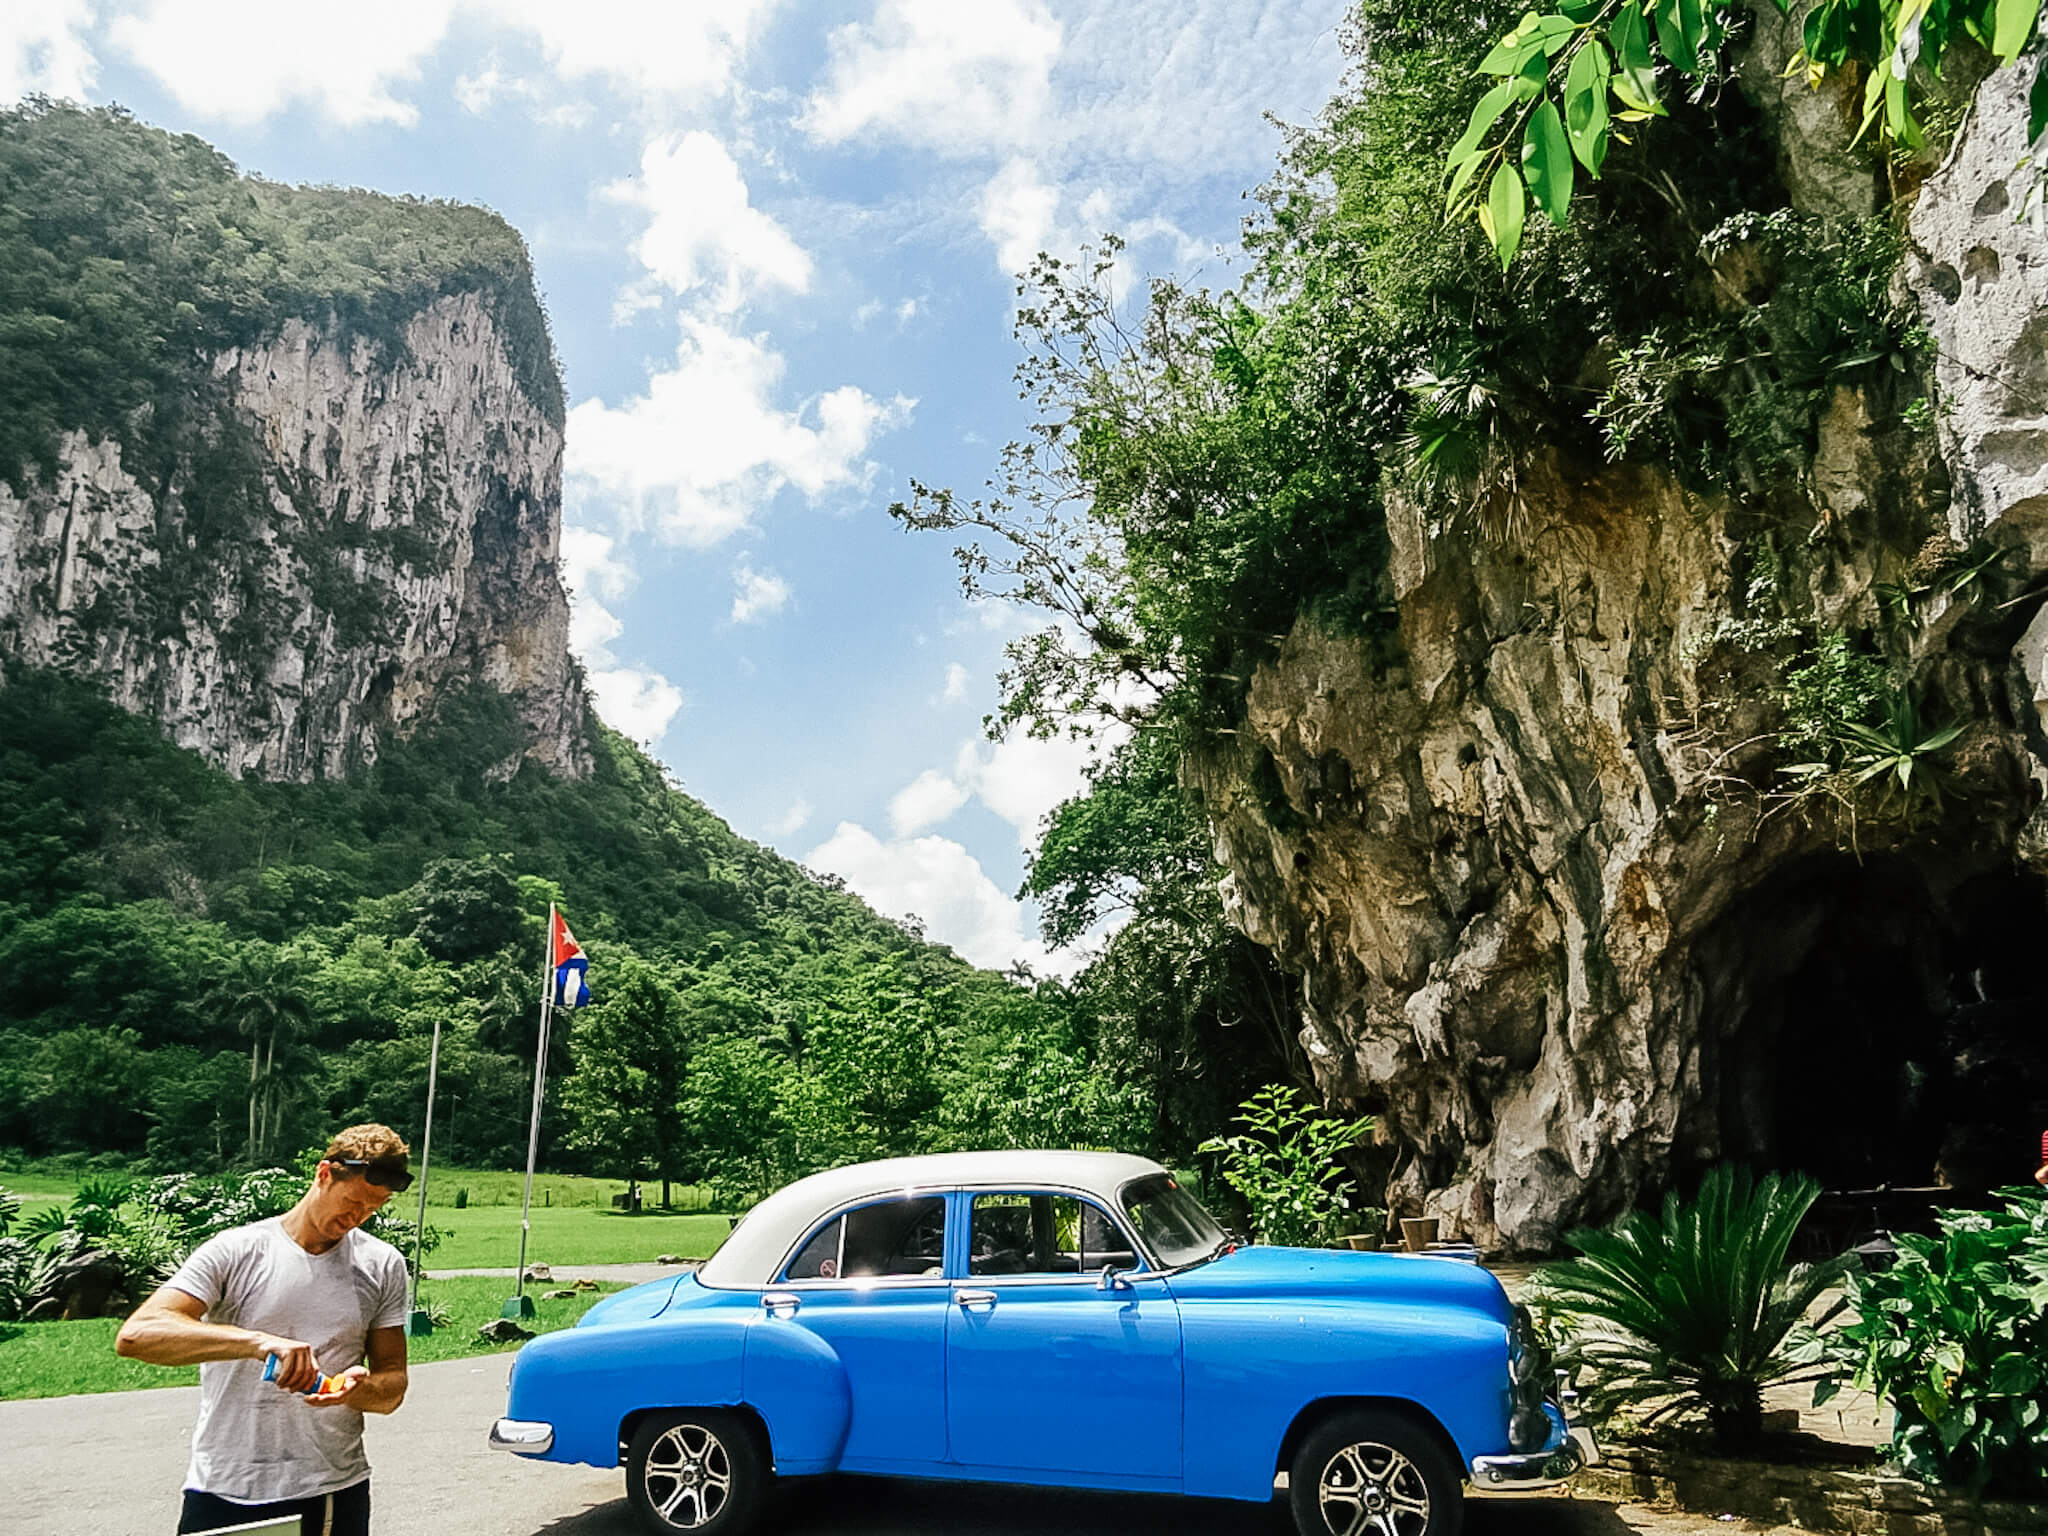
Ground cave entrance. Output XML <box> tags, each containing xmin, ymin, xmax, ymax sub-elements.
<box><xmin>1698</xmin><ymin>854</ymin><xmax>2048</xmax><ymax>1200</ymax></box>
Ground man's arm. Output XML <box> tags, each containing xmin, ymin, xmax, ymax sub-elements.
<box><xmin>309</xmin><ymin>1324</ymin><xmax>407</xmax><ymax>1415</ymax></box>
<box><xmin>114</xmin><ymin>1285</ymin><xmax>323</xmax><ymax>1391</ymax></box>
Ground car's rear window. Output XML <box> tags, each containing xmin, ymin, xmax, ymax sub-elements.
<box><xmin>782</xmin><ymin>1195</ymin><xmax>947</xmax><ymax>1281</ymax></box>
<box><xmin>1120</xmin><ymin>1173</ymin><xmax>1227</xmax><ymax>1268</ymax></box>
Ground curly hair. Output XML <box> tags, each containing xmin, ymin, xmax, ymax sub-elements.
<box><xmin>321</xmin><ymin>1123</ymin><xmax>410</xmax><ymax>1165</ymax></box>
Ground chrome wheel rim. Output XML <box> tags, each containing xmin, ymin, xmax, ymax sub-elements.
<box><xmin>1318</xmin><ymin>1439</ymin><xmax>1432</xmax><ymax>1536</ymax></box>
<box><xmin>642</xmin><ymin>1422</ymin><xmax>733</xmax><ymax>1529</ymax></box>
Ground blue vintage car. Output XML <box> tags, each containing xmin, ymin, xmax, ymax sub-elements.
<box><xmin>489</xmin><ymin>1151</ymin><xmax>1592</xmax><ymax>1535</ymax></box>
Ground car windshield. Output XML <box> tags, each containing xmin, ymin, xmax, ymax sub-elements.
<box><xmin>1119</xmin><ymin>1173</ymin><xmax>1229</xmax><ymax>1268</ymax></box>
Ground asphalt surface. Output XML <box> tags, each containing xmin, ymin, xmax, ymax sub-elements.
<box><xmin>5</xmin><ymin>1356</ymin><xmax>1789</xmax><ymax>1536</ymax></box>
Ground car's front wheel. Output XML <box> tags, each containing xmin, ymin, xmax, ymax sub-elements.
<box><xmin>1289</xmin><ymin>1407</ymin><xmax>1463</xmax><ymax>1536</ymax></box>
<box><xmin>625</xmin><ymin>1408</ymin><xmax>764</xmax><ymax>1536</ymax></box>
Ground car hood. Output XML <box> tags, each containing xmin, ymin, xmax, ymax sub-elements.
<box><xmin>574</xmin><ymin>1272</ymin><xmax>697</xmax><ymax>1328</ymax></box>
<box><xmin>1164</xmin><ymin>1244</ymin><xmax>1512</xmax><ymax>1323</ymax></box>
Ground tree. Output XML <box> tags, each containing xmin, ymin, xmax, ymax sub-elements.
<box><xmin>1444</xmin><ymin>0</ymin><xmax>2047</xmax><ymax>269</ymax></box>
<box><xmin>560</xmin><ymin>956</ymin><xmax>689</xmax><ymax>1204</ymax></box>
<box><xmin>407</xmin><ymin>857</ymin><xmax>526</xmax><ymax>965</ymax></box>
<box><xmin>214</xmin><ymin>945</ymin><xmax>315</xmax><ymax>1163</ymax></box>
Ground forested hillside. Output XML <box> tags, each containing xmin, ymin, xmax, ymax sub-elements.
<box><xmin>0</xmin><ymin>668</ymin><xmax>1159</xmax><ymax>1199</ymax></box>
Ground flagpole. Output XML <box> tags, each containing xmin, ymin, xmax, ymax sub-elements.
<box><xmin>407</xmin><ymin>1011</ymin><xmax>443</xmax><ymax>1330</ymax></box>
<box><xmin>509</xmin><ymin>903</ymin><xmax>555</xmax><ymax>1319</ymax></box>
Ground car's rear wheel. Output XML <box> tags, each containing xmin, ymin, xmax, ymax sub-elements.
<box><xmin>1289</xmin><ymin>1407</ymin><xmax>1463</xmax><ymax>1536</ymax></box>
<box><xmin>625</xmin><ymin>1409</ymin><xmax>764</xmax><ymax>1536</ymax></box>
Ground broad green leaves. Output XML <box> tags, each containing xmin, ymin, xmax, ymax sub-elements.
<box><xmin>1447</xmin><ymin>0</ymin><xmax>2048</xmax><ymax>268</ymax></box>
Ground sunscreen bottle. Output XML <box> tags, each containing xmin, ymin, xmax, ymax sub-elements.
<box><xmin>263</xmin><ymin>1354</ymin><xmax>343</xmax><ymax>1396</ymax></box>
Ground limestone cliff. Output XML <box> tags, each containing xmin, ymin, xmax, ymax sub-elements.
<box><xmin>1190</xmin><ymin>45</ymin><xmax>2048</xmax><ymax>1252</ymax></box>
<box><xmin>0</xmin><ymin>104</ymin><xmax>587</xmax><ymax>783</ymax></box>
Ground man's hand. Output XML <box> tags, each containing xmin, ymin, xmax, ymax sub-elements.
<box><xmin>305</xmin><ymin>1364</ymin><xmax>370</xmax><ymax>1407</ymax></box>
<box><xmin>2035</xmin><ymin>1163</ymin><xmax>2047</xmax><ymax>1186</ymax></box>
<box><xmin>255</xmin><ymin>1335</ymin><xmax>324</xmax><ymax>1394</ymax></box>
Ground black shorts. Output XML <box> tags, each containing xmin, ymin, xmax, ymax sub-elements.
<box><xmin>178</xmin><ymin>1479</ymin><xmax>370</xmax><ymax>1536</ymax></box>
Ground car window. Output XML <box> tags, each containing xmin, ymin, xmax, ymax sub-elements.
<box><xmin>1120</xmin><ymin>1172</ymin><xmax>1228</xmax><ymax>1268</ymax></box>
<box><xmin>968</xmin><ymin>1192</ymin><xmax>1140</xmax><ymax>1277</ymax></box>
<box><xmin>781</xmin><ymin>1195</ymin><xmax>947</xmax><ymax>1282</ymax></box>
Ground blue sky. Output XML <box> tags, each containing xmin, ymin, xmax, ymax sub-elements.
<box><xmin>2</xmin><ymin>1</ymin><xmax>1350</xmax><ymax>974</ymax></box>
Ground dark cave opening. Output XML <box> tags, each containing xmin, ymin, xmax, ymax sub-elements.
<box><xmin>1697</xmin><ymin>855</ymin><xmax>2048</xmax><ymax>1200</ymax></box>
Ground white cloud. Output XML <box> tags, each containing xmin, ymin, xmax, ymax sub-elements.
<box><xmin>730</xmin><ymin>563</ymin><xmax>791</xmax><ymax>624</ymax></box>
<box><xmin>851</xmin><ymin>299</ymin><xmax>884</xmax><ymax>330</ymax></box>
<box><xmin>475</xmin><ymin>0</ymin><xmax>780</xmax><ymax>104</ymax></box>
<box><xmin>889</xmin><ymin>769</ymin><xmax>971</xmax><ymax>837</ymax></box>
<box><xmin>894</xmin><ymin>297</ymin><xmax>922</xmax><ymax>326</ymax></box>
<box><xmin>605</xmin><ymin>133</ymin><xmax>812</xmax><ymax>315</ymax></box>
<box><xmin>805</xmin><ymin>1</ymin><xmax>1345</xmax><ymax>277</ymax></box>
<box><xmin>108</xmin><ymin>0</ymin><xmax>456</xmax><ymax>126</ymax></box>
<box><xmin>586</xmin><ymin>666</ymin><xmax>685</xmax><ymax>745</ymax></box>
<box><xmin>805</xmin><ymin>821</ymin><xmax>1076</xmax><ymax>975</ymax></box>
<box><xmin>977</xmin><ymin>158</ymin><xmax>1062</xmax><ymax>277</ymax></box>
<box><xmin>766</xmin><ymin>798</ymin><xmax>813</xmax><ymax>838</ymax></box>
<box><xmin>560</xmin><ymin>523</ymin><xmax>634</xmax><ymax>603</ymax></box>
<box><xmin>107</xmin><ymin>0</ymin><xmax>780</xmax><ymax>126</ymax></box>
<box><xmin>802</xmin><ymin>0</ymin><xmax>1061</xmax><ymax>156</ymax></box>
<box><xmin>0</xmin><ymin>0</ymin><xmax>97</xmax><ymax>104</ymax></box>
<box><xmin>941</xmin><ymin>663</ymin><xmax>969</xmax><ymax>702</ymax></box>
<box><xmin>557</xmin><ymin>523</ymin><xmax>684</xmax><ymax>745</ymax></box>
<box><xmin>955</xmin><ymin>730</ymin><xmax>1105</xmax><ymax>849</ymax></box>
<box><xmin>566</xmin><ymin>315</ymin><xmax>914</xmax><ymax>547</ymax></box>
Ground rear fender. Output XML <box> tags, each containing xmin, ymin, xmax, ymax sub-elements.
<box><xmin>506</xmin><ymin>1314</ymin><xmax>751</xmax><ymax>1468</ymax></box>
<box><xmin>741</xmin><ymin>1315</ymin><xmax>853</xmax><ymax>1474</ymax></box>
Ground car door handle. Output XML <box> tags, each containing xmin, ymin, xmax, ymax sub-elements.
<box><xmin>953</xmin><ymin>1289</ymin><xmax>997</xmax><ymax>1310</ymax></box>
<box><xmin>761</xmin><ymin>1292</ymin><xmax>801</xmax><ymax>1317</ymax></box>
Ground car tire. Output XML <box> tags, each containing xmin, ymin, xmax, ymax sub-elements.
<box><xmin>1289</xmin><ymin>1407</ymin><xmax>1464</xmax><ymax>1536</ymax></box>
<box><xmin>625</xmin><ymin>1408</ymin><xmax>765</xmax><ymax>1536</ymax></box>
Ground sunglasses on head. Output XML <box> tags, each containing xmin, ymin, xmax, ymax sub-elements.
<box><xmin>331</xmin><ymin>1157</ymin><xmax>413</xmax><ymax>1192</ymax></box>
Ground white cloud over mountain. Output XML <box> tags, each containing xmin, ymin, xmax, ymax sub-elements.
<box><xmin>566</xmin><ymin>316</ymin><xmax>913</xmax><ymax>548</ymax></box>
<box><xmin>605</xmin><ymin>133</ymin><xmax>813</xmax><ymax>317</ymax></box>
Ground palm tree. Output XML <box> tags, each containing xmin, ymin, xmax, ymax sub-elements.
<box><xmin>1532</xmin><ymin>1165</ymin><xmax>1849</xmax><ymax>1447</ymax></box>
<box><xmin>217</xmin><ymin>947</ymin><xmax>315</xmax><ymax>1163</ymax></box>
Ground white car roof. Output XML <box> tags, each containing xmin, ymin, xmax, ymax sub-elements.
<box><xmin>697</xmin><ymin>1150</ymin><xmax>1171</xmax><ymax>1288</ymax></box>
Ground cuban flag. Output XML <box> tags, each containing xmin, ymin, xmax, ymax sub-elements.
<box><xmin>551</xmin><ymin>909</ymin><xmax>590</xmax><ymax>1008</ymax></box>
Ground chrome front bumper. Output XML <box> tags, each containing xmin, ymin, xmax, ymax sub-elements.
<box><xmin>489</xmin><ymin>1417</ymin><xmax>555</xmax><ymax>1455</ymax></box>
<box><xmin>1467</xmin><ymin>1402</ymin><xmax>1600</xmax><ymax>1496</ymax></box>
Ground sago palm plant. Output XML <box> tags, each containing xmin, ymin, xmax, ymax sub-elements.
<box><xmin>1531</xmin><ymin>1165</ymin><xmax>1848</xmax><ymax>1447</ymax></box>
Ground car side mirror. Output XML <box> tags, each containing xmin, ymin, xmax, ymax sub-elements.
<box><xmin>1097</xmin><ymin>1264</ymin><xmax>1131</xmax><ymax>1292</ymax></box>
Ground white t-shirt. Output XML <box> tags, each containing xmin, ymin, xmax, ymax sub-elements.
<box><xmin>166</xmin><ymin>1217</ymin><xmax>409</xmax><ymax>1502</ymax></box>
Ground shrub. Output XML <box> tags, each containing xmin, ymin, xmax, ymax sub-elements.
<box><xmin>1803</xmin><ymin>1191</ymin><xmax>2048</xmax><ymax>1496</ymax></box>
<box><xmin>1197</xmin><ymin>1085</ymin><xmax>1364</xmax><ymax>1248</ymax></box>
<box><xmin>1532</xmin><ymin>1165</ymin><xmax>1848</xmax><ymax>1447</ymax></box>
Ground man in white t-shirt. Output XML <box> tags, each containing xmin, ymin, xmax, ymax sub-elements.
<box><xmin>116</xmin><ymin>1124</ymin><xmax>415</xmax><ymax>1535</ymax></box>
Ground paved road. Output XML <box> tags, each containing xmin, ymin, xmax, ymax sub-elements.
<box><xmin>4</xmin><ymin>1357</ymin><xmax>1786</xmax><ymax>1536</ymax></box>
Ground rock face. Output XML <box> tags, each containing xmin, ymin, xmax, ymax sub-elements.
<box><xmin>1191</xmin><ymin>56</ymin><xmax>2048</xmax><ymax>1253</ymax></box>
<box><xmin>0</xmin><ymin>291</ymin><xmax>588</xmax><ymax>781</ymax></box>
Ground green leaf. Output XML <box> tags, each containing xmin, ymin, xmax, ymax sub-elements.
<box><xmin>1523</xmin><ymin>99</ymin><xmax>1576</xmax><ymax>223</ymax></box>
<box><xmin>1654</xmin><ymin>0</ymin><xmax>1706</xmax><ymax>73</ymax></box>
<box><xmin>1992</xmin><ymin>0</ymin><xmax>2042</xmax><ymax>62</ymax></box>
<box><xmin>1989</xmin><ymin>1351</ymin><xmax>2039</xmax><ymax>1394</ymax></box>
<box><xmin>1610</xmin><ymin>3</ymin><xmax>1663</xmax><ymax>112</ymax></box>
<box><xmin>1487</xmin><ymin>163</ymin><xmax>1527</xmax><ymax>269</ymax></box>
<box><xmin>1447</xmin><ymin>78</ymin><xmax>1521</xmax><ymax>166</ymax></box>
<box><xmin>2032</xmin><ymin>58</ymin><xmax>2048</xmax><ymax>145</ymax></box>
<box><xmin>1565</xmin><ymin>40</ymin><xmax>1612</xmax><ymax>175</ymax></box>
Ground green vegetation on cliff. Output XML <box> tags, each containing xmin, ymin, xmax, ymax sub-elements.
<box><xmin>0</xmin><ymin>97</ymin><xmax>564</xmax><ymax>497</ymax></box>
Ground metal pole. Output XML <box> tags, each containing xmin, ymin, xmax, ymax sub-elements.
<box><xmin>408</xmin><ymin>1012</ymin><xmax>443</xmax><ymax>1318</ymax></box>
<box><xmin>514</xmin><ymin>905</ymin><xmax>556</xmax><ymax>1307</ymax></box>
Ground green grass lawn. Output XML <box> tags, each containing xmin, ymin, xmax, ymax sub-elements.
<box><xmin>426</xmin><ymin>1204</ymin><xmax>733</xmax><ymax>1270</ymax></box>
<box><xmin>0</xmin><ymin>1277</ymin><xmax>627</xmax><ymax>1401</ymax></box>
<box><xmin>410</xmin><ymin>1166</ymin><xmax>715</xmax><ymax>1210</ymax></box>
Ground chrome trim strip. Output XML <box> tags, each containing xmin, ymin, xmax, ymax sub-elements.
<box><xmin>489</xmin><ymin>1417</ymin><xmax>555</xmax><ymax>1455</ymax></box>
